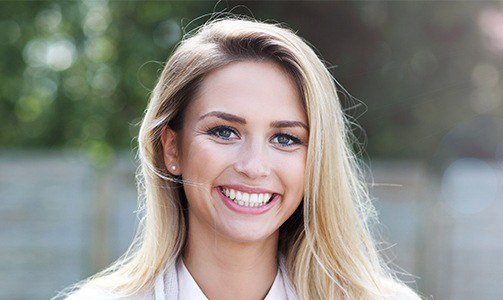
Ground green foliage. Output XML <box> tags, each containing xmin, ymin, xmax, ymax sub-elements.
<box><xmin>0</xmin><ymin>0</ymin><xmax>214</xmax><ymax>165</ymax></box>
<box><xmin>1</xmin><ymin>1</ymin><xmax>501</xmax><ymax>162</ymax></box>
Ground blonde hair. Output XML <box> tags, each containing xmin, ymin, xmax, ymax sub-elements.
<box><xmin>61</xmin><ymin>17</ymin><xmax>416</xmax><ymax>299</ymax></box>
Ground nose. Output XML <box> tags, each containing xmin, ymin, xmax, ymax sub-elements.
<box><xmin>233</xmin><ymin>138</ymin><xmax>271</xmax><ymax>179</ymax></box>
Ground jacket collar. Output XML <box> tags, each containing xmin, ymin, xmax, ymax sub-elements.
<box><xmin>153</xmin><ymin>256</ymin><xmax>298</xmax><ymax>300</ymax></box>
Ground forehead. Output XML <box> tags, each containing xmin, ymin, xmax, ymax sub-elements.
<box><xmin>187</xmin><ymin>60</ymin><xmax>306</xmax><ymax>122</ymax></box>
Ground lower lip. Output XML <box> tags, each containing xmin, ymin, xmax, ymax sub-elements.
<box><xmin>217</xmin><ymin>188</ymin><xmax>280</xmax><ymax>215</ymax></box>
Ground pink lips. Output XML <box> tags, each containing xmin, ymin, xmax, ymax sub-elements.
<box><xmin>217</xmin><ymin>186</ymin><xmax>280</xmax><ymax>215</ymax></box>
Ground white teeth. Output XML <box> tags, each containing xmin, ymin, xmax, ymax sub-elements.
<box><xmin>250</xmin><ymin>194</ymin><xmax>258</xmax><ymax>203</ymax></box>
<box><xmin>242</xmin><ymin>193</ymin><xmax>250</xmax><ymax>202</ymax></box>
<box><xmin>221</xmin><ymin>187</ymin><xmax>274</xmax><ymax>208</ymax></box>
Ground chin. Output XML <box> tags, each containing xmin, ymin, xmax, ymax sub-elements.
<box><xmin>219</xmin><ymin>223</ymin><xmax>278</xmax><ymax>244</ymax></box>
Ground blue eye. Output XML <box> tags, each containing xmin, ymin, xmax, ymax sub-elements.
<box><xmin>272</xmin><ymin>134</ymin><xmax>302</xmax><ymax>147</ymax></box>
<box><xmin>208</xmin><ymin>126</ymin><xmax>238</xmax><ymax>140</ymax></box>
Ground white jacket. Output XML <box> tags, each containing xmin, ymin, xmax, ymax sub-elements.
<box><xmin>66</xmin><ymin>260</ymin><xmax>419</xmax><ymax>300</ymax></box>
<box><xmin>66</xmin><ymin>259</ymin><xmax>298</xmax><ymax>300</ymax></box>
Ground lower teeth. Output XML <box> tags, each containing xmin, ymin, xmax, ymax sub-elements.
<box><xmin>234</xmin><ymin>200</ymin><xmax>265</xmax><ymax>207</ymax></box>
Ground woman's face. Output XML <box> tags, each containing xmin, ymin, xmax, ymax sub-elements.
<box><xmin>169</xmin><ymin>60</ymin><xmax>308</xmax><ymax>244</ymax></box>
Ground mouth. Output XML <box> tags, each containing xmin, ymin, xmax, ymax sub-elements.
<box><xmin>218</xmin><ymin>186</ymin><xmax>277</xmax><ymax>208</ymax></box>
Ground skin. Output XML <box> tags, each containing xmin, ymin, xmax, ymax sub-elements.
<box><xmin>162</xmin><ymin>60</ymin><xmax>308</xmax><ymax>299</ymax></box>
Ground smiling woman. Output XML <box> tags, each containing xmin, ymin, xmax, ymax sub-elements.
<box><xmin>59</xmin><ymin>17</ymin><xmax>420</xmax><ymax>300</ymax></box>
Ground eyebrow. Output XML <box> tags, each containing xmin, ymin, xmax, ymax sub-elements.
<box><xmin>199</xmin><ymin>111</ymin><xmax>246</xmax><ymax>124</ymax></box>
<box><xmin>199</xmin><ymin>111</ymin><xmax>308</xmax><ymax>130</ymax></box>
<box><xmin>270</xmin><ymin>120</ymin><xmax>308</xmax><ymax>130</ymax></box>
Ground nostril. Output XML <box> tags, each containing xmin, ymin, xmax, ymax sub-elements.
<box><xmin>233</xmin><ymin>160</ymin><xmax>270</xmax><ymax>178</ymax></box>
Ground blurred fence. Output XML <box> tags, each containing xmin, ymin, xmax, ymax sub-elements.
<box><xmin>0</xmin><ymin>151</ymin><xmax>502</xmax><ymax>299</ymax></box>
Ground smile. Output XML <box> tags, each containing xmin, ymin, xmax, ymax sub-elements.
<box><xmin>219</xmin><ymin>187</ymin><xmax>276</xmax><ymax>208</ymax></box>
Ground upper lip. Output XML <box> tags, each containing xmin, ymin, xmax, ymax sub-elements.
<box><xmin>217</xmin><ymin>184</ymin><xmax>279</xmax><ymax>195</ymax></box>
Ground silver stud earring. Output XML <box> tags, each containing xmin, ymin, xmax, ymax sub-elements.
<box><xmin>171</xmin><ymin>165</ymin><xmax>177</xmax><ymax>171</ymax></box>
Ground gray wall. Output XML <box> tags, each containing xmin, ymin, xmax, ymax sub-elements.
<box><xmin>1</xmin><ymin>151</ymin><xmax>501</xmax><ymax>299</ymax></box>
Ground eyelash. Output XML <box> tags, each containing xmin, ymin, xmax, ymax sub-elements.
<box><xmin>272</xmin><ymin>133</ymin><xmax>302</xmax><ymax>147</ymax></box>
<box><xmin>207</xmin><ymin>125</ymin><xmax>239</xmax><ymax>140</ymax></box>
<box><xmin>206</xmin><ymin>125</ymin><xmax>303</xmax><ymax>147</ymax></box>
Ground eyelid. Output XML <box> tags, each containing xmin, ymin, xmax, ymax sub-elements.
<box><xmin>207</xmin><ymin>125</ymin><xmax>240</xmax><ymax>140</ymax></box>
<box><xmin>271</xmin><ymin>132</ymin><xmax>304</xmax><ymax>147</ymax></box>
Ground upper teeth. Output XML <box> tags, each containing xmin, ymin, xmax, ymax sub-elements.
<box><xmin>221</xmin><ymin>187</ymin><xmax>273</xmax><ymax>207</ymax></box>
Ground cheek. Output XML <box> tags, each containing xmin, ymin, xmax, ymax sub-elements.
<box><xmin>181</xmin><ymin>139</ymin><xmax>231</xmax><ymax>180</ymax></box>
<box><xmin>275</xmin><ymin>150</ymin><xmax>306</xmax><ymax>200</ymax></box>
<box><xmin>180</xmin><ymin>141</ymin><xmax>227</xmax><ymax>212</ymax></box>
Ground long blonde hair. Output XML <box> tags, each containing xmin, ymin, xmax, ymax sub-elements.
<box><xmin>64</xmin><ymin>17</ymin><xmax>412</xmax><ymax>299</ymax></box>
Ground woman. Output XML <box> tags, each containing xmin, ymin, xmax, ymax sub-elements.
<box><xmin>62</xmin><ymin>17</ymin><xmax>420</xmax><ymax>299</ymax></box>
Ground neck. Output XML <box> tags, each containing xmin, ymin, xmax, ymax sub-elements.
<box><xmin>183</xmin><ymin>213</ymin><xmax>279</xmax><ymax>300</ymax></box>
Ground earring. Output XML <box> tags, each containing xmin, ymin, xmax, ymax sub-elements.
<box><xmin>171</xmin><ymin>165</ymin><xmax>177</xmax><ymax>171</ymax></box>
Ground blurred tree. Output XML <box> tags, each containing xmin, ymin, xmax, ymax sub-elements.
<box><xmin>0</xmin><ymin>0</ymin><xmax>215</xmax><ymax>165</ymax></box>
<box><xmin>1</xmin><ymin>1</ymin><xmax>501</xmax><ymax>164</ymax></box>
<box><xmin>232</xmin><ymin>1</ymin><xmax>501</xmax><ymax>161</ymax></box>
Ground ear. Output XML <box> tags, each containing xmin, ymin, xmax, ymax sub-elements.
<box><xmin>160</xmin><ymin>126</ymin><xmax>182</xmax><ymax>176</ymax></box>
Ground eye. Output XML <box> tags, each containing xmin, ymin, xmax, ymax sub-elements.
<box><xmin>271</xmin><ymin>133</ymin><xmax>302</xmax><ymax>147</ymax></box>
<box><xmin>207</xmin><ymin>126</ymin><xmax>238</xmax><ymax>140</ymax></box>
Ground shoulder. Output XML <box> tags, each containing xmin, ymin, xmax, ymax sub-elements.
<box><xmin>380</xmin><ymin>278</ymin><xmax>421</xmax><ymax>300</ymax></box>
<box><xmin>65</xmin><ymin>286</ymin><xmax>117</xmax><ymax>300</ymax></box>
<box><xmin>63</xmin><ymin>262</ymin><xmax>175</xmax><ymax>300</ymax></box>
<box><xmin>387</xmin><ymin>284</ymin><xmax>421</xmax><ymax>300</ymax></box>
<box><xmin>65</xmin><ymin>285</ymin><xmax>153</xmax><ymax>300</ymax></box>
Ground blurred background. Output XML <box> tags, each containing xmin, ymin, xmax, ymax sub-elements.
<box><xmin>1</xmin><ymin>1</ymin><xmax>502</xmax><ymax>299</ymax></box>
